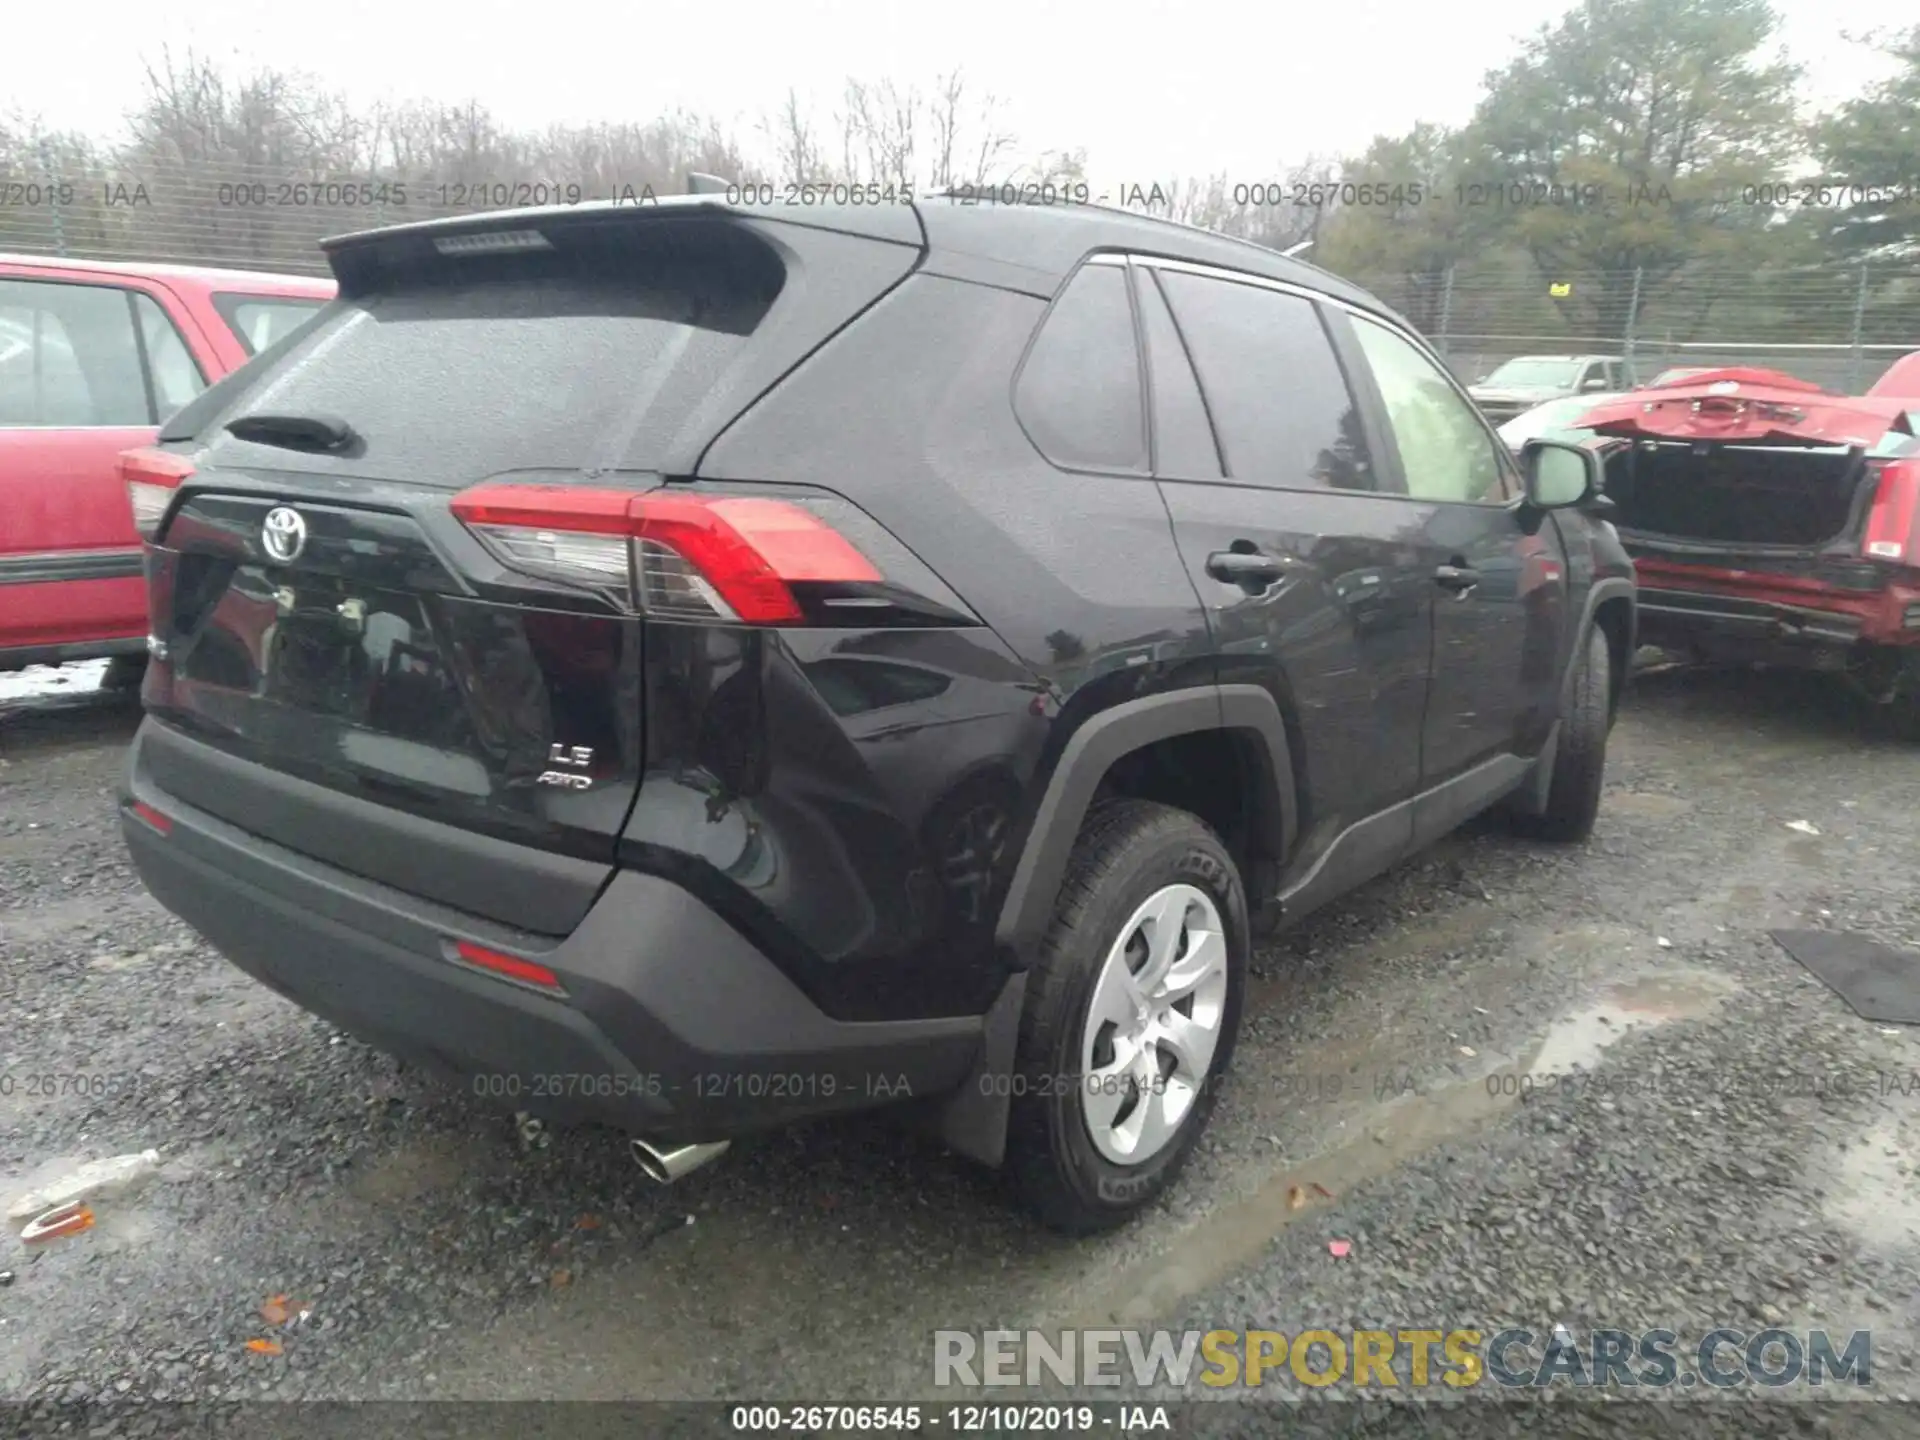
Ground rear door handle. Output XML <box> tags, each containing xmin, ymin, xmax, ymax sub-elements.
<box><xmin>1206</xmin><ymin>549</ymin><xmax>1286</xmax><ymax>586</ymax></box>
<box><xmin>1434</xmin><ymin>563</ymin><xmax>1480</xmax><ymax>595</ymax></box>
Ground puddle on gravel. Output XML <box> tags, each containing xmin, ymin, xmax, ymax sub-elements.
<box><xmin>344</xmin><ymin>1135</ymin><xmax>477</xmax><ymax>1207</ymax></box>
<box><xmin>1527</xmin><ymin>971</ymin><xmax>1734</xmax><ymax>1078</ymax></box>
<box><xmin>1823</xmin><ymin>1120</ymin><xmax>1920</xmax><ymax>1255</ymax></box>
<box><xmin>1069</xmin><ymin>967</ymin><xmax>1736</xmax><ymax>1328</ymax></box>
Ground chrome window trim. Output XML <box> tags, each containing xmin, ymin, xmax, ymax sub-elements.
<box><xmin>1126</xmin><ymin>256</ymin><xmax>1514</xmax><ymax>499</ymax></box>
<box><xmin>1119</xmin><ymin>254</ymin><xmax>1332</xmax><ymax>310</ymax></box>
<box><xmin>1118</xmin><ymin>253</ymin><xmax>1479</xmax><ymax>407</ymax></box>
<box><xmin>1114</xmin><ymin>251</ymin><xmax>1521</xmax><ymax>504</ymax></box>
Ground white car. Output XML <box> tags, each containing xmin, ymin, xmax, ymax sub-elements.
<box><xmin>1495</xmin><ymin>391</ymin><xmax>1625</xmax><ymax>449</ymax></box>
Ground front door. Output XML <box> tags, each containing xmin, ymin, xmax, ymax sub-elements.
<box><xmin>1336</xmin><ymin>311</ymin><xmax>1572</xmax><ymax>813</ymax></box>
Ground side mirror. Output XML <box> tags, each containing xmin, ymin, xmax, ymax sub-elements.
<box><xmin>1520</xmin><ymin>439</ymin><xmax>1601</xmax><ymax>509</ymax></box>
<box><xmin>1581</xmin><ymin>376</ymin><xmax>1609</xmax><ymax>391</ymax></box>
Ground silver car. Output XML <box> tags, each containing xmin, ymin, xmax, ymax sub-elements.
<box><xmin>1468</xmin><ymin>354</ymin><xmax>1627</xmax><ymax>423</ymax></box>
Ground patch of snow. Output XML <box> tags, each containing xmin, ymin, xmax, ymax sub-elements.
<box><xmin>0</xmin><ymin>660</ymin><xmax>109</xmax><ymax>704</ymax></box>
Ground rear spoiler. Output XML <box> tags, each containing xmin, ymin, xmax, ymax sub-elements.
<box><xmin>318</xmin><ymin>197</ymin><xmax>924</xmax><ymax>295</ymax></box>
<box><xmin>1576</xmin><ymin>381</ymin><xmax>1917</xmax><ymax>449</ymax></box>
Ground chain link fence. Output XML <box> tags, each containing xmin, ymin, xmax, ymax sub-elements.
<box><xmin>6</xmin><ymin>152</ymin><xmax>1919</xmax><ymax>392</ymax></box>
<box><xmin>1360</xmin><ymin>265</ymin><xmax>1920</xmax><ymax>393</ymax></box>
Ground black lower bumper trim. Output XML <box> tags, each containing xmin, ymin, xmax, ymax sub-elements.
<box><xmin>122</xmin><ymin>756</ymin><xmax>986</xmax><ymax>1139</ymax></box>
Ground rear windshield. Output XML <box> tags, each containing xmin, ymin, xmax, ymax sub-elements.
<box><xmin>203</xmin><ymin>218</ymin><xmax>784</xmax><ymax>486</ymax></box>
<box><xmin>213</xmin><ymin>293</ymin><xmax>328</xmax><ymax>355</ymax></box>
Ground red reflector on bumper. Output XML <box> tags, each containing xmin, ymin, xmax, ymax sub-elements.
<box><xmin>452</xmin><ymin>939</ymin><xmax>565</xmax><ymax>992</ymax></box>
<box><xmin>129</xmin><ymin>801</ymin><xmax>172</xmax><ymax>834</ymax></box>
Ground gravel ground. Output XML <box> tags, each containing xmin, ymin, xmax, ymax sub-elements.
<box><xmin>2</xmin><ymin>657</ymin><xmax>1918</xmax><ymax>1436</ymax></box>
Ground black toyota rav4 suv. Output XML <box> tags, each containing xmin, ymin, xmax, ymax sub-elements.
<box><xmin>118</xmin><ymin>195</ymin><xmax>1634</xmax><ymax>1233</ymax></box>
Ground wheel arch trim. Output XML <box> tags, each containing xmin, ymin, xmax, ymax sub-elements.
<box><xmin>1582</xmin><ymin>577</ymin><xmax>1638</xmax><ymax>713</ymax></box>
<box><xmin>992</xmin><ymin>684</ymin><xmax>1297</xmax><ymax>970</ymax></box>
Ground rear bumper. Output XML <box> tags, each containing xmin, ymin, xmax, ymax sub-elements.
<box><xmin>1637</xmin><ymin>585</ymin><xmax>1869</xmax><ymax>658</ymax></box>
<box><xmin>121</xmin><ymin>724</ymin><xmax>984</xmax><ymax>1140</ymax></box>
<box><xmin>1632</xmin><ymin>558</ymin><xmax>1920</xmax><ymax>662</ymax></box>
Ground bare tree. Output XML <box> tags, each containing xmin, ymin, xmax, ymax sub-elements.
<box><xmin>838</xmin><ymin>78</ymin><xmax>920</xmax><ymax>186</ymax></box>
<box><xmin>930</xmin><ymin>71</ymin><xmax>1015</xmax><ymax>187</ymax></box>
<box><xmin>764</xmin><ymin>88</ymin><xmax>830</xmax><ymax>185</ymax></box>
<box><xmin>831</xmin><ymin>73</ymin><xmax>1015</xmax><ymax>190</ymax></box>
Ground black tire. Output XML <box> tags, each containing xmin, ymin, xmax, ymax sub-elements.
<box><xmin>1881</xmin><ymin>694</ymin><xmax>1920</xmax><ymax>744</ymax></box>
<box><xmin>1864</xmin><ymin>651</ymin><xmax>1920</xmax><ymax>742</ymax></box>
<box><xmin>1004</xmin><ymin>799</ymin><xmax>1248</xmax><ymax>1234</ymax></box>
<box><xmin>100</xmin><ymin>654</ymin><xmax>148</xmax><ymax>692</ymax></box>
<box><xmin>1512</xmin><ymin>626</ymin><xmax>1611</xmax><ymax>843</ymax></box>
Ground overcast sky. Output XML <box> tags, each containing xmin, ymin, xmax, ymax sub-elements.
<box><xmin>7</xmin><ymin>0</ymin><xmax>1915</xmax><ymax>180</ymax></box>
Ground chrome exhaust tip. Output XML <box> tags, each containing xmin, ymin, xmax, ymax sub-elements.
<box><xmin>630</xmin><ymin>1137</ymin><xmax>730</xmax><ymax>1184</ymax></box>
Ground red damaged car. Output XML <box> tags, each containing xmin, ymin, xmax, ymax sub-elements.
<box><xmin>1570</xmin><ymin>358</ymin><xmax>1920</xmax><ymax>731</ymax></box>
<box><xmin>0</xmin><ymin>255</ymin><xmax>335</xmax><ymax>681</ymax></box>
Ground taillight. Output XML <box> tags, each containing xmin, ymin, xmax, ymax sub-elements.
<box><xmin>630</xmin><ymin>494</ymin><xmax>881</xmax><ymax>623</ymax></box>
<box><xmin>450</xmin><ymin>482</ymin><xmax>969</xmax><ymax>627</ymax></box>
<box><xmin>120</xmin><ymin>447</ymin><xmax>195</xmax><ymax>541</ymax></box>
<box><xmin>1863</xmin><ymin>458</ymin><xmax>1920</xmax><ymax>563</ymax></box>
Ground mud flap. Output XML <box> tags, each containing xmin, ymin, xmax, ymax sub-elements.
<box><xmin>1506</xmin><ymin>720</ymin><xmax>1562</xmax><ymax>820</ymax></box>
<box><xmin>930</xmin><ymin>970</ymin><xmax>1027</xmax><ymax>1167</ymax></box>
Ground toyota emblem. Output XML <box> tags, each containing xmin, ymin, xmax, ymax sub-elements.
<box><xmin>261</xmin><ymin>507</ymin><xmax>307</xmax><ymax>563</ymax></box>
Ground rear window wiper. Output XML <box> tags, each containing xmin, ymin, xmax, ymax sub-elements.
<box><xmin>225</xmin><ymin>412</ymin><xmax>359</xmax><ymax>453</ymax></box>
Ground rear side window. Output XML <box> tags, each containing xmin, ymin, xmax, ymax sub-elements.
<box><xmin>1156</xmin><ymin>271</ymin><xmax>1373</xmax><ymax>491</ymax></box>
<box><xmin>0</xmin><ymin>279</ymin><xmax>150</xmax><ymax>426</ymax></box>
<box><xmin>207</xmin><ymin>219</ymin><xmax>785</xmax><ymax>486</ymax></box>
<box><xmin>132</xmin><ymin>293</ymin><xmax>207</xmax><ymax>417</ymax></box>
<box><xmin>1015</xmin><ymin>263</ymin><xmax>1147</xmax><ymax>473</ymax></box>
<box><xmin>213</xmin><ymin>293</ymin><xmax>328</xmax><ymax>356</ymax></box>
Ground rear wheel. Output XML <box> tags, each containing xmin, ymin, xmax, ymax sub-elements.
<box><xmin>1512</xmin><ymin>626</ymin><xmax>1611</xmax><ymax>843</ymax></box>
<box><xmin>1004</xmin><ymin>800</ymin><xmax>1247</xmax><ymax>1234</ymax></box>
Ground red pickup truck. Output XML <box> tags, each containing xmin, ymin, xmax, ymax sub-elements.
<box><xmin>1</xmin><ymin>255</ymin><xmax>335</xmax><ymax>680</ymax></box>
